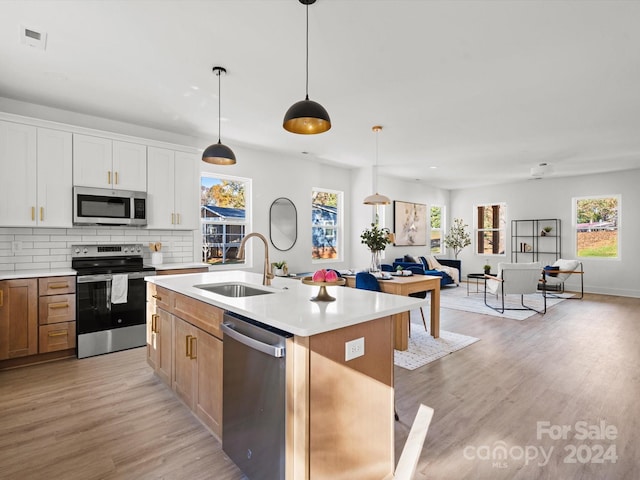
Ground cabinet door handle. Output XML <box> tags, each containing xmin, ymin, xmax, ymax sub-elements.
<box><xmin>151</xmin><ymin>314</ymin><xmax>159</xmax><ymax>333</ymax></box>
<box><xmin>185</xmin><ymin>334</ymin><xmax>192</xmax><ymax>357</ymax></box>
<box><xmin>31</xmin><ymin>206</ymin><xmax>35</xmax><ymax>221</ymax></box>
<box><xmin>115</xmin><ymin>171</ymin><xmax>119</xmax><ymax>184</ymax></box>
<box><xmin>0</xmin><ymin>290</ymin><xmax>3</xmax><ymax>307</ymax></box>
<box><xmin>40</xmin><ymin>207</ymin><xmax>44</xmax><ymax>222</ymax></box>
<box><xmin>48</xmin><ymin>331</ymin><xmax>68</xmax><ymax>337</ymax></box>
<box><xmin>189</xmin><ymin>336</ymin><xmax>197</xmax><ymax>360</ymax></box>
<box><xmin>171</xmin><ymin>213</ymin><xmax>175</xmax><ymax>225</ymax></box>
<box><xmin>49</xmin><ymin>302</ymin><xmax>69</xmax><ymax>309</ymax></box>
<box><xmin>177</xmin><ymin>213</ymin><xmax>181</xmax><ymax>225</ymax></box>
<box><xmin>108</xmin><ymin>171</ymin><xmax>111</xmax><ymax>185</ymax></box>
<box><xmin>49</xmin><ymin>283</ymin><xmax>69</xmax><ymax>290</ymax></box>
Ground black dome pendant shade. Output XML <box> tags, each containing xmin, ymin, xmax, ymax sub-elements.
<box><xmin>283</xmin><ymin>0</ymin><xmax>331</xmax><ymax>134</ymax></box>
<box><xmin>203</xmin><ymin>66</ymin><xmax>236</xmax><ymax>165</ymax></box>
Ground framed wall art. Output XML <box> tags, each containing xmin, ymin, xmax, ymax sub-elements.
<box><xmin>393</xmin><ymin>200</ymin><xmax>427</xmax><ymax>246</ymax></box>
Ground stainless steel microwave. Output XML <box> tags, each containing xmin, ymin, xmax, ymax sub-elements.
<box><xmin>73</xmin><ymin>186</ymin><xmax>147</xmax><ymax>226</ymax></box>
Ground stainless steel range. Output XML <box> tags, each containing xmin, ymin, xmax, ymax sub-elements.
<box><xmin>72</xmin><ymin>244</ymin><xmax>155</xmax><ymax>358</ymax></box>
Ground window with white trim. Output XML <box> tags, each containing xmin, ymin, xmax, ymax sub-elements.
<box><xmin>574</xmin><ymin>195</ymin><xmax>620</xmax><ymax>258</ymax></box>
<box><xmin>430</xmin><ymin>205</ymin><xmax>444</xmax><ymax>255</ymax></box>
<box><xmin>475</xmin><ymin>203</ymin><xmax>506</xmax><ymax>255</ymax></box>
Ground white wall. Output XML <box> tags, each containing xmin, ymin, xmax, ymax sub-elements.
<box><xmin>449</xmin><ymin>169</ymin><xmax>640</xmax><ymax>297</ymax></box>
<box><xmin>349</xmin><ymin>172</ymin><xmax>451</xmax><ymax>270</ymax></box>
<box><xmin>200</xmin><ymin>146</ymin><xmax>353</xmax><ymax>276</ymax></box>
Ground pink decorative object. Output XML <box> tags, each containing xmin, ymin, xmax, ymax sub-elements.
<box><xmin>312</xmin><ymin>269</ymin><xmax>327</xmax><ymax>282</ymax></box>
<box><xmin>324</xmin><ymin>270</ymin><xmax>338</xmax><ymax>282</ymax></box>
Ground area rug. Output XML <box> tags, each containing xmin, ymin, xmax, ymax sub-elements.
<box><xmin>394</xmin><ymin>329</ymin><xmax>480</xmax><ymax>370</ymax></box>
<box><xmin>438</xmin><ymin>285</ymin><xmax>572</xmax><ymax>321</ymax></box>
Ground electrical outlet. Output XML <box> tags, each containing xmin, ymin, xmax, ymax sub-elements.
<box><xmin>11</xmin><ymin>241</ymin><xmax>22</xmax><ymax>253</ymax></box>
<box><xmin>345</xmin><ymin>337</ymin><xmax>365</xmax><ymax>361</ymax></box>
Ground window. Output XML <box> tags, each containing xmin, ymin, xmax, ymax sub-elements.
<box><xmin>430</xmin><ymin>205</ymin><xmax>444</xmax><ymax>255</ymax></box>
<box><xmin>201</xmin><ymin>174</ymin><xmax>250</xmax><ymax>265</ymax></box>
<box><xmin>475</xmin><ymin>203</ymin><xmax>506</xmax><ymax>255</ymax></box>
<box><xmin>574</xmin><ymin>195</ymin><xmax>620</xmax><ymax>258</ymax></box>
<box><xmin>312</xmin><ymin>188</ymin><xmax>342</xmax><ymax>261</ymax></box>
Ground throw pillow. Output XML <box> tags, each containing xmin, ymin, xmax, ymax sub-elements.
<box><xmin>544</xmin><ymin>265</ymin><xmax>560</xmax><ymax>277</ymax></box>
<box><xmin>403</xmin><ymin>254</ymin><xmax>419</xmax><ymax>264</ymax></box>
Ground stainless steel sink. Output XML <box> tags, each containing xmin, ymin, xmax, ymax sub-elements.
<box><xmin>194</xmin><ymin>283</ymin><xmax>275</xmax><ymax>297</ymax></box>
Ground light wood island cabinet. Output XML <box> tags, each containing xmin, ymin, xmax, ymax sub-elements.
<box><xmin>146</xmin><ymin>283</ymin><xmax>223</xmax><ymax>437</ymax></box>
<box><xmin>146</xmin><ymin>281</ymin><xmax>396</xmax><ymax>480</ymax></box>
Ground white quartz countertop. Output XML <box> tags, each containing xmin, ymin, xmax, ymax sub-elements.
<box><xmin>146</xmin><ymin>270</ymin><xmax>425</xmax><ymax>337</ymax></box>
<box><xmin>0</xmin><ymin>268</ymin><xmax>77</xmax><ymax>281</ymax></box>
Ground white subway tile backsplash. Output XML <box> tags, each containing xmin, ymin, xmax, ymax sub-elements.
<box><xmin>0</xmin><ymin>227</ymin><xmax>195</xmax><ymax>271</ymax></box>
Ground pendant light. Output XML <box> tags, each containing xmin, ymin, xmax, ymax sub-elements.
<box><xmin>283</xmin><ymin>0</ymin><xmax>331</xmax><ymax>135</ymax></box>
<box><xmin>202</xmin><ymin>66</ymin><xmax>236</xmax><ymax>165</ymax></box>
<box><xmin>363</xmin><ymin>125</ymin><xmax>391</xmax><ymax>205</ymax></box>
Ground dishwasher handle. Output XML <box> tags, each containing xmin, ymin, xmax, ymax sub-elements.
<box><xmin>221</xmin><ymin>322</ymin><xmax>286</xmax><ymax>358</ymax></box>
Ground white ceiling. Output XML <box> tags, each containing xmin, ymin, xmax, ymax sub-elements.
<box><xmin>2</xmin><ymin>0</ymin><xmax>640</xmax><ymax>189</ymax></box>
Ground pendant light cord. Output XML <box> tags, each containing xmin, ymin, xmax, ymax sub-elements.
<box><xmin>217</xmin><ymin>69</ymin><xmax>222</xmax><ymax>143</ymax></box>
<box><xmin>305</xmin><ymin>2</ymin><xmax>309</xmax><ymax>100</ymax></box>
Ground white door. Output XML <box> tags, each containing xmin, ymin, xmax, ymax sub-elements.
<box><xmin>73</xmin><ymin>134</ymin><xmax>113</xmax><ymax>188</ymax></box>
<box><xmin>113</xmin><ymin>140</ymin><xmax>147</xmax><ymax>191</ymax></box>
<box><xmin>36</xmin><ymin>128</ymin><xmax>73</xmax><ymax>227</ymax></box>
<box><xmin>0</xmin><ymin>121</ymin><xmax>37</xmax><ymax>226</ymax></box>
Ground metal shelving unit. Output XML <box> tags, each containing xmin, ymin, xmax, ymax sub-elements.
<box><xmin>511</xmin><ymin>219</ymin><xmax>561</xmax><ymax>263</ymax></box>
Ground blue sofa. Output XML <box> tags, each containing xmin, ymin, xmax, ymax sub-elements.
<box><xmin>392</xmin><ymin>256</ymin><xmax>461</xmax><ymax>287</ymax></box>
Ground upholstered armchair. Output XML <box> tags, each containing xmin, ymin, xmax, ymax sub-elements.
<box><xmin>484</xmin><ymin>262</ymin><xmax>547</xmax><ymax>314</ymax></box>
<box><xmin>540</xmin><ymin>259</ymin><xmax>584</xmax><ymax>299</ymax></box>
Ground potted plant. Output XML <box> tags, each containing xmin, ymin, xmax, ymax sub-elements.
<box><xmin>360</xmin><ymin>223</ymin><xmax>392</xmax><ymax>272</ymax></box>
<box><xmin>444</xmin><ymin>218</ymin><xmax>471</xmax><ymax>259</ymax></box>
<box><xmin>272</xmin><ymin>260</ymin><xmax>288</xmax><ymax>276</ymax></box>
<box><xmin>541</xmin><ymin>226</ymin><xmax>552</xmax><ymax>236</ymax></box>
<box><xmin>483</xmin><ymin>262</ymin><xmax>491</xmax><ymax>275</ymax></box>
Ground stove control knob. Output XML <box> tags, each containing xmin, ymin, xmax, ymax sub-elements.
<box><xmin>74</xmin><ymin>248</ymin><xmax>80</xmax><ymax>254</ymax></box>
<box><xmin>135</xmin><ymin>245</ymin><xmax>141</xmax><ymax>252</ymax></box>
<box><xmin>123</xmin><ymin>247</ymin><xmax>128</xmax><ymax>253</ymax></box>
<box><xmin>82</xmin><ymin>248</ymin><xmax>88</xmax><ymax>254</ymax></box>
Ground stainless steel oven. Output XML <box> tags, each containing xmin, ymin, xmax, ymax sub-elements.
<box><xmin>72</xmin><ymin>244</ymin><xmax>155</xmax><ymax>358</ymax></box>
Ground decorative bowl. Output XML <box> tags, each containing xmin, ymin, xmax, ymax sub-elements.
<box><xmin>301</xmin><ymin>276</ymin><xmax>346</xmax><ymax>302</ymax></box>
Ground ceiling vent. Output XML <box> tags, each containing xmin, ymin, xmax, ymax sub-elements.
<box><xmin>530</xmin><ymin>162</ymin><xmax>553</xmax><ymax>178</ymax></box>
<box><xmin>20</xmin><ymin>25</ymin><xmax>47</xmax><ymax>50</ymax></box>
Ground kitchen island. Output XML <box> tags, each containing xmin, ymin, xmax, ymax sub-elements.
<box><xmin>146</xmin><ymin>270</ymin><xmax>425</xmax><ymax>480</ymax></box>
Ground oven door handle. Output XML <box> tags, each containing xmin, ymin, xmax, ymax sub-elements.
<box><xmin>77</xmin><ymin>274</ymin><xmax>113</xmax><ymax>284</ymax></box>
<box><xmin>76</xmin><ymin>271</ymin><xmax>152</xmax><ymax>283</ymax></box>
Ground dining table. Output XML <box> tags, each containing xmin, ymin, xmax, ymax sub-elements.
<box><xmin>344</xmin><ymin>273</ymin><xmax>441</xmax><ymax>351</ymax></box>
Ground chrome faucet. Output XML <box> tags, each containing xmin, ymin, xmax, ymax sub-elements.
<box><xmin>238</xmin><ymin>232</ymin><xmax>274</xmax><ymax>286</ymax></box>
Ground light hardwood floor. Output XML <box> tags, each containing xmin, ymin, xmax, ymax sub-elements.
<box><xmin>1</xmin><ymin>292</ymin><xmax>639</xmax><ymax>479</ymax></box>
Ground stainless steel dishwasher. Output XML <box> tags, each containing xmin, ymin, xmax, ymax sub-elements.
<box><xmin>221</xmin><ymin>312</ymin><xmax>292</xmax><ymax>480</ymax></box>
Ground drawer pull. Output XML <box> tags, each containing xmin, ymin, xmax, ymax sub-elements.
<box><xmin>48</xmin><ymin>331</ymin><xmax>68</xmax><ymax>337</ymax></box>
<box><xmin>152</xmin><ymin>294</ymin><xmax>162</xmax><ymax>301</ymax></box>
<box><xmin>49</xmin><ymin>283</ymin><xmax>69</xmax><ymax>290</ymax></box>
<box><xmin>49</xmin><ymin>302</ymin><xmax>69</xmax><ymax>309</ymax></box>
<box><xmin>0</xmin><ymin>290</ymin><xmax>3</xmax><ymax>307</ymax></box>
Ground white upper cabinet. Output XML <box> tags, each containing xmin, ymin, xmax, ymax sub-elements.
<box><xmin>73</xmin><ymin>134</ymin><xmax>147</xmax><ymax>191</ymax></box>
<box><xmin>0</xmin><ymin>121</ymin><xmax>72</xmax><ymax>227</ymax></box>
<box><xmin>147</xmin><ymin>146</ymin><xmax>198</xmax><ymax>230</ymax></box>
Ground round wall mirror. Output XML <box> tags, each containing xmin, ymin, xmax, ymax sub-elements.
<box><xmin>270</xmin><ymin>197</ymin><xmax>297</xmax><ymax>251</ymax></box>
